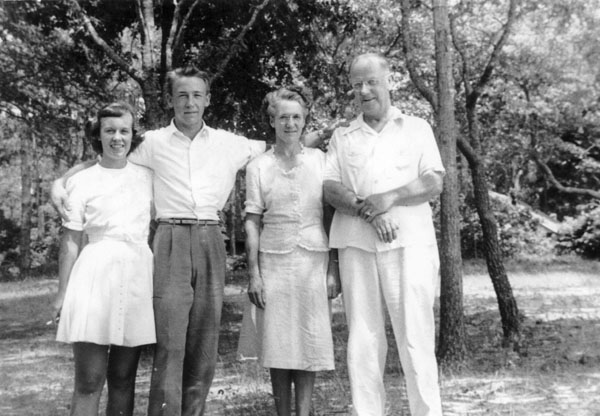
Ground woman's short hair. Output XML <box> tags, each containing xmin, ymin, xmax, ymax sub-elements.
<box><xmin>263</xmin><ymin>86</ymin><xmax>312</xmax><ymax>125</ymax></box>
<box><xmin>165</xmin><ymin>66</ymin><xmax>211</xmax><ymax>96</ymax></box>
<box><xmin>86</xmin><ymin>102</ymin><xmax>143</xmax><ymax>155</ymax></box>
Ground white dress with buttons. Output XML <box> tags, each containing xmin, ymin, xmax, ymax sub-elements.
<box><xmin>238</xmin><ymin>147</ymin><xmax>334</xmax><ymax>371</ymax></box>
<box><xmin>56</xmin><ymin>162</ymin><xmax>156</xmax><ymax>347</ymax></box>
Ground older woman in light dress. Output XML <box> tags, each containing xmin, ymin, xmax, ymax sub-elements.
<box><xmin>239</xmin><ymin>87</ymin><xmax>341</xmax><ymax>416</ymax></box>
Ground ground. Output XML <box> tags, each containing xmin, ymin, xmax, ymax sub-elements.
<box><xmin>1</xmin><ymin>259</ymin><xmax>600</xmax><ymax>415</ymax></box>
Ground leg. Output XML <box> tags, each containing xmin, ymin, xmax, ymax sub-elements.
<box><xmin>70</xmin><ymin>342</ymin><xmax>109</xmax><ymax>416</ymax></box>
<box><xmin>270</xmin><ymin>368</ymin><xmax>292</xmax><ymax>416</ymax></box>
<box><xmin>379</xmin><ymin>246</ymin><xmax>442</xmax><ymax>416</ymax></box>
<box><xmin>106</xmin><ymin>345</ymin><xmax>142</xmax><ymax>416</ymax></box>
<box><xmin>148</xmin><ymin>225</ymin><xmax>194</xmax><ymax>416</ymax></box>
<box><xmin>339</xmin><ymin>247</ymin><xmax>387</xmax><ymax>416</ymax></box>
<box><xmin>292</xmin><ymin>370</ymin><xmax>316</xmax><ymax>416</ymax></box>
<box><xmin>181</xmin><ymin>225</ymin><xmax>226</xmax><ymax>416</ymax></box>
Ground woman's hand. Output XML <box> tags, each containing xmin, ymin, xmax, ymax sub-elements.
<box><xmin>326</xmin><ymin>259</ymin><xmax>342</xmax><ymax>299</ymax></box>
<box><xmin>49</xmin><ymin>294</ymin><xmax>63</xmax><ymax>326</ymax></box>
<box><xmin>248</xmin><ymin>275</ymin><xmax>266</xmax><ymax>309</ymax></box>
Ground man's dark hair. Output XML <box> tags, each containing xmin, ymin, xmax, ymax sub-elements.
<box><xmin>165</xmin><ymin>66</ymin><xmax>212</xmax><ymax>96</ymax></box>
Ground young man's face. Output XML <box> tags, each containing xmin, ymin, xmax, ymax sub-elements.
<box><xmin>170</xmin><ymin>76</ymin><xmax>211</xmax><ymax>132</ymax></box>
<box><xmin>349</xmin><ymin>58</ymin><xmax>391</xmax><ymax>121</ymax></box>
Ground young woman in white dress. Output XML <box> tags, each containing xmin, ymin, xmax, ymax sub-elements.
<box><xmin>52</xmin><ymin>102</ymin><xmax>154</xmax><ymax>416</ymax></box>
<box><xmin>243</xmin><ymin>88</ymin><xmax>341</xmax><ymax>416</ymax></box>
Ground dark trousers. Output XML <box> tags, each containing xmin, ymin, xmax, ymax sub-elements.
<box><xmin>147</xmin><ymin>224</ymin><xmax>226</xmax><ymax>416</ymax></box>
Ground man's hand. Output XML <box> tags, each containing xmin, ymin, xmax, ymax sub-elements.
<box><xmin>50</xmin><ymin>179</ymin><xmax>71</xmax><ymax>221</ymax></box>
<box><xmin>248</xmin><ymin>275</ymin><xmax>266</xmax><ymax>309</ymax></box>
<box><xmin>369</xmin><ymin>212</ymin><xmax>399</xmax><ymax>243</ymax></box>
<box><xmin>358</xmin><ymin>191</ymin><xmax>396</xmax><ymax>222</ymax></box>
<box><xmin>50</xmin><ymin>160</ymin><xmax>99</xmax><ymax>220</ymax></box>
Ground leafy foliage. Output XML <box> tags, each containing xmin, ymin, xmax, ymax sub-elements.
<box><xmin>557</xmin><ymin>204</ymin><xmax>600</xmax><ymax>259</ymax></box>
<box><xmin>460</xmin><ymin>197</ymin><xmax>553</xmax><ymax>260</ymax></box>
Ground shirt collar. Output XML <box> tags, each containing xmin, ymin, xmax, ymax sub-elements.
<box><xmin>167</xmin><ymin>119</ymin><xmax>211</xmax><ymax>140</ymax></box>
<box><xmin>344</xmin><ymin>106</ymin><xmax>405</xmax><ymax>135</ymax></box>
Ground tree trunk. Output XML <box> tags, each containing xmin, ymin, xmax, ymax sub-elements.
<box><xmin>464</xmin><ymin>109</ymin><xmax>521</xmax><ymax>347</ymax></box>
<box><xmin>19</xmin><ymin>129</ymin><xmax>33</xmax><ymax>275</ymax></box>
<box><xmin>141</xmin><ymin>77</ymin><xmax>169</xmax><ymax>130</ymax></box>
<box><xmin>432</xmin><ymin>0</ymin><xmax>467</xmax><ymax>365</ymax></box>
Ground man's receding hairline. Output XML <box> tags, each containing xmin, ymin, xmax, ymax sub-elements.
<box><xmin>349</xmin><ymin>53</ymin><xmax>390</xmax><ymax>75</ymax></box>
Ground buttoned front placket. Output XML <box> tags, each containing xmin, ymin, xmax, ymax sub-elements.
<box><xmin>188</xmin><ymin>128</ymin><xmax>211</xmax><ymax>218</ymax></box>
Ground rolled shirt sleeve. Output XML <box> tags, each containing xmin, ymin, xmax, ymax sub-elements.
<box><xmin>244</xmin><ymin>159</ymin><xmax>265</xmax><ymax>215</ymax></box>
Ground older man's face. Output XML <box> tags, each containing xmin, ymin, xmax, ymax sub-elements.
<box><xmin>349</xmin><ymin>58</ymin><xmax>391</xmax><ymax>122</ymax></box>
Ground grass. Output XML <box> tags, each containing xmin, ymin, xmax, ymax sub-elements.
<box><xmin>1</xmin><ymin>258</ymin><xmax>600</xmax><ymax>415</ymax></box>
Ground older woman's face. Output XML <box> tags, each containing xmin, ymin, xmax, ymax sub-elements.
<box><xmin>270</xmin><ymin>99</ymin><xmax>306</xmax><ymax>144</ymax></box>
<box><xmin>99</xmin><ymin>113</ymin><xmax>133</xmax><ymax>168</ymax></box>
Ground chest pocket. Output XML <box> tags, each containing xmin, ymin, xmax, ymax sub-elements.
<box><xmin>345</xmin><ymin>143</ymin><xmax>372</xmax><ymax>172</ymax></box>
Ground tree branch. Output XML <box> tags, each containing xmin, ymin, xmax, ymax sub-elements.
<box><xmin>166</xmin><ymin>0</ymin><xmax>205</xmax><ymax>69</ymax></box>
<box><xmin>449</xmin><ymin>12</ymin><xmax>472</xmax><ymax>98</ymax></box>
<box><xmin>134</xmin><ymin>0</ymin><xmax>157</xmax><ymax>70</ymax></box>
<box><xmin>468</xmin><ymin>0</ymin><xmax>517</xmax><ymax>108</ymax></box>
<box><xmin>70</xmin><ymin>0</ymin><xmax>143</xmax><ymax>84</ymax></box>
<box><xmin>211</xmin><ymin>0</ymin><xmax>272</xmax><ymax>83</ymax></box>
<box><xmin>399</xmin><ymin>0</ymin><xmax>438</xmax><ymax>111</ymax></box>
<box><xmin>457</xmin><ymin>134</ymin><xmax>479</xmax><ymax>167</ymax></box>
<box><xmin>532</xmin><ymin>152</ymin><xmax>600</xmax><ymax>200</ymax></box>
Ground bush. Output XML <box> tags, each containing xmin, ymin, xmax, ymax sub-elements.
<box><xmin>460</xmin><ymin>197</ymin><xmax>554</xmax><ymax>260</ymax></box>
<box><xmin>557</xmin><ymin>204</ymin><xmax>600</xmax><ymax>259</ymax></box>
<box><xmin>0</xmin><ymin>211</ymin><xmax>19</xmax><ymax>255</ymax></box>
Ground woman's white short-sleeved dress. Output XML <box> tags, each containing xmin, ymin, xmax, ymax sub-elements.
<box><xmin>238</xmin><ymin>147</ymin><xmax>334</xmax><ymax>371</ymax></box>
<box><xmin>56</xmin><ymin>162</ymin><xmax>155</xmax><ymax>347</ymax></box>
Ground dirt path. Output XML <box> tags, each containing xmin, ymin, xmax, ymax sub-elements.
<box><xmin>1</xmin><ymin>263</ymin><xmax>600</xmax><ymax>415</ymax></box>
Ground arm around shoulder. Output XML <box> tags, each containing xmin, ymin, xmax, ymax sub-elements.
<box><xmin>50</xmin><ymin>159</ymin><xmax>98</xmax><ymax>220</ymax></box>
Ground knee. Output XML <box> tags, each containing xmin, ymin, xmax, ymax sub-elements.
<box><xmin>75</xmin><ymin>371</ymin><xmax>105</xmax><ymax>395</ymax></box>
<box><xmin>107</xmin><ymin>367</ymin><xmax>136</xmax><ymax>391</ymax></box>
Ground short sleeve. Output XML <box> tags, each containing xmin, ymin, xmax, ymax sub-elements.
<box><xmin>244</xmin><ymin>160</ymin><xmax>264</xmax><ymax>215</ymax></box>
<box><xmin>227</xmin><ymin>135</ymin><xmax>266</xmax><ymax>171</ymax></box>
<box><xmin>417</xmin><ymin>119</ymin><xmax>445</xmax><ymax>177</ymax></box>
<box><xmin>324</xmin><ymin>130</ymin><xmax>342</xmax><ymax>182</ymax></box>
<box><xmin>127</xmin><ymin>133</ymin><xmax>152</xmax><ymax>168</ymax></box>
<box><xmin>62</xmin><ymin>175</ymin><xmax>87</xmax><ymax>231</ymax></box>
<box><xmin>248</xmin><ymin>139</ymin><xmax>267</xmax><ymax>160</ymax></box>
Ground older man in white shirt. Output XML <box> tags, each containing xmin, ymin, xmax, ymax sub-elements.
<box><xmin>324</xmin><ymin>53</ymin><xmax>445</xmax><ymax>416</ymax></box>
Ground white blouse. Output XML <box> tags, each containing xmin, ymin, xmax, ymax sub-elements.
<box><xmin>245</xmin><ymin>147</ymin><xmax>329</xmax><ymax>254</ymax></box>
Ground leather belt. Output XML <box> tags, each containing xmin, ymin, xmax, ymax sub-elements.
<box><xmin>157</xmin><ymin>218</ymin><xmax>220</xmax><ymax>226</ymax></box>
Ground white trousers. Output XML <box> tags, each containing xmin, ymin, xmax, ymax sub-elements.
<box><xmin>339</xmin><ymin>246</ymin><xmax>442</xmax><ymax>416</ymax></box>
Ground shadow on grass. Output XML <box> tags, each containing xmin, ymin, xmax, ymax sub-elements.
<box><xmin>0</xmin><ymin>294</ymin><xmax>54</xmax><ymax>340</ymax></box>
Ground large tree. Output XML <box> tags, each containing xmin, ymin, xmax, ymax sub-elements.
<box><xmin>431</xmin><ymin>0</ymin><xmax>467</xmax><ymax>364</ymax></box>
<box><xmin>450</xmin><ymin>0</ymin><xmax>522</xmax><ymax>346</ymax></box>
<box><xmin>398</xmin><ymin>0</ymin><xmax>466</xmax><ymax>364</ymax></box>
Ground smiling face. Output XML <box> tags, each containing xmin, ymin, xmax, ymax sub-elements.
<box><xmin>99</xmin><ymin>113</ymin><xmax>133</xmax><ymax>168</ymax></box>
<box><xmin>170</xmin><ymin>76</ymin><xmax>211</xmax><ymax>137</ymax></box>
<box><xmin>349</xmin><ymin>56</ymin><xmax>392</xmax><ymax>123</ymax></box>
<box><xmin>270</xmin><ymin>99</ymin><xmax>307</xmax><ymax>146</ymax></box>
